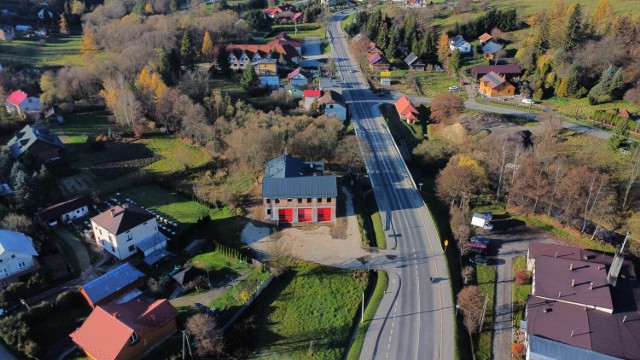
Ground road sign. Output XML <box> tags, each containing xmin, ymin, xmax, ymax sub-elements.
<box><xmin>444</xmin><ymin>240</ymin><xmax>449</xmax><ymax>251</ymax></box>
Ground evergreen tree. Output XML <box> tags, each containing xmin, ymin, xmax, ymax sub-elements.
<box><xmin>241</xmin><ymin>63</ymin><xmax>259</xmax><ymax>90</ymax></box>
<box><xmin>59</xmin><ymin>15</ymin><xmax>69</xmax><ymax>35</ymax></box>
<box><xmin>563</xmin><ymin>4</ymin><xmax>583</xmax><ymax>52</ymax></box>
<box><xmin>202</xmin><ymin>31</ymin><xmax>215</xmax><ymax>61</ymax></box>
<box><xmin>533</xmin><ymin>20</ymin><xmax>549</xmax><ymax>57</ymax></box>
<box><xmin>387</xmin><ymin>25</ymin><xmax>401</xmax><ymax>59</ymax></box>
<box><xmin>366</xmin><ymin>9</ymin><xmax>382</xmax><ymax>42</ymax></box>
<box><xmin>218</xmin><ymin>0</ymin><xmax>228</xmax><ymax>11</ymax></box>
<box><xmin>155</xmin><ymin>48</ymin><xmax>172</xmax><ymax>84</ymax></box>
<box><xmin>303</xmin><ymin>8</ymin><xmax>310</xmax><ymax>23</ymax></box>
<box><xmin>216</xmin><ymin>46</ymin><xmax>231</xmax><ymax>76</ymax></box>
<box><xmin>133</xmin><ymin>0</ymin><xmax>146</xmax><ymax>15</ymax></box>
<box><xmin>180</xmin><ymin>31</ymin><xmax>196</xmax><ymax>71</ymax></box>
<box><xmin>169</xmin><ymin>0</ymin><xmax>178</xmax><ymax>13</ymax></box>
<box><xmin>448</xmin><ymin>49</ymin><xmax>461</xmax><ymax>75</ymax></box>
<box><xmin>10</xmin><ymin>164</ymin><xmax>31</xmax><ymax>212</ymax></box>
<box><xmin>609</xmin><ymin>118</ymin><xmax>629</xmax><ymax>150</ymax></box>
<box><xmin>403</xmin><ymin>14</ymin><xmax>417</xmax><ymax>48</ymax></box>
<box><xmin>0</xmin><ymin>149</ymin><xmax>11</xmax><ymax>178</ymax></box>
<box><xmin>376</xmin><ymin>20</ymin><xmax>389</xmax><ymax>52</ymax></box>
<box><xmin>609</xmin><ymin>68</ymin><xmax>625</xmax><ymax>100</ymax></box>
<box><xmin>423</xmin><ymin>31</ymin><xmax>438</xmax><ymax>65</ymax></box>
<box><xmin>556</xmin><ymin>77</ymin><xmax>569</xmax><ymax>97</ymax></box>
<box><xmin>566</xmin><ymin>64</ymin><xmax>581</xmax><ymax>98</ymax></box>
<box><xmin>588</xmin><ymin>65</ymin><xmax>615</xmax><ymax>104</ymax></box>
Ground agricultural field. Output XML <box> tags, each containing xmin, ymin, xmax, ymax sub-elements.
<box><xmin>229</xmin><ymin>261</ymin><xmax>368</xmax><ymax>359</ymax></box>
<box><xmin>0</xmin><ymin>35</ymin><xmax>83</xmax><ymax>67</ymax></box>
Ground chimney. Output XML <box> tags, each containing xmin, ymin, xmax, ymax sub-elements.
<box><xmin>554</xmin><ymin>251</ymin><xmax>558</xmax><ymax>258</ymax></box>
<box><xmin>598</xmin><ymin>265</ymin><xmax>603</xmax><ymax>270</ymax></box>
<box><xmin>569</xmin><ymin>263</ymin><xmax>574</xmax><ymax>271</ymax></box>
<box><xmin>558</xmin><ymin>291</ymin><xmax>562</xmax><ymax>298</ymax></box>
<box><xmin>589</xmin><ymin>282</ymin><xmax>594</xmax><ymax>290</ymax></box>
<box><xmin>110</xmin><ymin>209</ymin><xmax>115</xmax><ymax>217</ymax></box>
<box><xmin>623</xmin><ymin>315</ymin><xmax>628</xmax><ymax>323</ymax></box>
<box><xmin>123</xmin><ymin>203</ymin><xmax>129</xmax><ymax>209</ymax></box>
<box><xmin>571</xmin><ymin>330</ymin><xmax>574</xmax><ymax>338</ymax></box>
<box><xmin>571</xmin><ymin>279</ymin><xmax>576</xmax><ymax>287</ymax></box>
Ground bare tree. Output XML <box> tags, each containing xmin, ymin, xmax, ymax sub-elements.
<box><xmin>1</xmin><ymin>213</ymin><xmax>34</xmax><ymax>234</ymax></box>
<box><xmin>185</xmin><ymin>313</ymin><xmax>225</xmax><ymax>357</ymax></box>
<box><xmin>622</xmin><ymin>146</ymin><xmax>640</xmax><ymax>210</ymax></box>
<box><xmin>457</xmin><ymin>286</ymin><xmax>485</xmax><ymax>356</ymax></box>
<box><xmin>267</xmin><ymin>236</ymin><xmax>291</xmax><ymax>277</ymax></box>
<box><xmin>430</xmin><ymin>94</ymin><xmax>465</xmax><ymax>124</ymax></box>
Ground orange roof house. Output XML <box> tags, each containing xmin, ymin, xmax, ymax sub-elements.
<box><xmin>395</xmin><ymin>96</ymin><xmax>419</xmax><ymax>125</ymax></box>
<box><xmin>478</xmin><ymin>33</ymin><xmax>493</xmax><ymax>44</ymax></box>
<box><xmin>71</xmin><ymin>299</ymin><xmax>178</xmax><ymax>360</ymax></box>
<box><xmin>479</xmin><ymin>71</ymin><xmax>515</xmax><ymax>98</ymax></box>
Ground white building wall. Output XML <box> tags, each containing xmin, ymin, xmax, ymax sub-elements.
<box><xmin>0</xmin><ymin>252</ymin><xmax>36</xmax><ymax>278</ymax></box>
<box><xmin>91</xmin><ymin>219</ymin><xmax>158</xmax><ymax>260</ymax></box>
<box><xmin>61</xmin><ymin>206</ymin><xmax>89</xmax><ymax>223</ymax></box>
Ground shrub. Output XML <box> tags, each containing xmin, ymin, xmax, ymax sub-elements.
<box><xmin>515</xmin><ymin>269</ymin><xmax>531</xmax><ymax>285</ymax></box>
<box><xmin>512</xmin><ymin>342</ymin><xmax>525</xmax><ymax>358</ymax></box>
<box><xmin>25</xmin><ymin>300</ymin><xmax>54</xmax><ymax>324</ymax></box>
<box><xmin>55</xmin><ymin>290</ymin><xmax>83</xmax><ymax>310</ymax></box>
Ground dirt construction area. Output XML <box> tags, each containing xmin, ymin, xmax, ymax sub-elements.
<box><xmin>241</xmin><ymin>187</ymin><xmax>374</xmax><ymax>269</ymax></box>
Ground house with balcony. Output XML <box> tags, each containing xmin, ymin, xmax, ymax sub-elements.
<box><xmin>90</xmin><ymin>203</ymin><xmax>168</xmax><ymax>263</ymax></box>
<box><xmin>0</xmin><ymin>230</ymin><xmax>39</xmax><ymax>288</ymax></box>
<box><xmin>71</xmin><ymin>298</ymin><xmax>177</xmax><ymax>360</ymax></box>
<box><xmin>262</xmin><ymin>154</ymin><xmax>337</xmax><ymax>223</ymax></box>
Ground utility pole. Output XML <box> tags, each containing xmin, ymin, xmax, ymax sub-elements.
<box><xmin>478</xmin><ymin>295</ymin><xmax>489</xmax><ymax>333</ymax></box>
<box><xmin>361</xmin><ymin>292</ymin><xmax>365</xmax><ymax>323</ymax></box>
<box><xmin>182</xmin><ymin>330</ymin><xmax>193</xmax><ymax>359</ymax></box>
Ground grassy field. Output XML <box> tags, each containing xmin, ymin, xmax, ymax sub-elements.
<box><xmin>246</xmin><ymin>261</ymin><xmax>368</xmax><ymax>359</ymax></box>
<box><xmin>31</xmin><ymin>306</ymin><xmax>90</xmax><ymax>355</ymax></box>
<box><xmin>58</xmin><ymin>111</ymin><xmax>113</xmax><ymax>147</ymax></box>
<box><xmin>346</xmin><ymin>271</ymin><xmax>389</xmax><ymax>360</ymax></box>
<box><xmin>192</xmin><ymin>250</ymin><xmax>249</xmax><ymax>272</ymax></box>
<box><xmin>512</xmin><ymin>256</ymin><xmax>530</xmax><ymax>327</ymax></box>
<box><xmin>366</xmin><ymin>192</ymin><xmax>387</xmax><ymax>249</ymax></box>
<box><xmin>209</xmin><ymin>268</ymin><xmax>270</xmax><ymax>318</ymax></box>
<box><xmin>120</xmin><ymin>185</ymin><xmax>215</xmax><ymax>225</ymax></box>
<box><xmin>209</xmin><ymin>77</ymin><xmax>244</xmax><ymax>94</ymax></box>
<box><xmin>0</xmin><ymin>35</ymin><xmax>83</xmax><ymax>67</ymax></box>
<box><xmin>475</xmin><ymin>265</ymin><xmax>495</xmax><ymax>360</ymax></box>
<box><xmin>266</xmin><ymin>24</ymin><xmax>326</xmax><ymax>41</ymax></box>
<box><xmin>142</xmin><ymin>137</ymin><xmax>213</xmax><ymax>174</ymax></box>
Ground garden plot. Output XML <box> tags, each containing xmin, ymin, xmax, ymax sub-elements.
<box><xmin>89</xmin><ymin>142</ymin><xmax>161</xmax><ymax>179</ymax></box>
<box><xmin>59</xmin><ymin>173</ymin><xmax>96</xmax><ymax>196</ymax></box>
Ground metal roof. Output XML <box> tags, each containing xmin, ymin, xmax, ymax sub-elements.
<box><xmin>0</xmin><ymin>230</ymin><xmax>38</xmax><ymax>256</ymax></box>
<box><xmin>404</xmin><ymin>52</ymin><xmax>423</xmax><ymax>66</ymax></box>
<box><xmin>481</xmin><ymin>41</ymin><xmax>503</xmax><ymax>54</ymax></box>
<box><xmin>262</xmin><ymin>176</ymin><xmax>337</xmax><ymax>198</ymax></box>
<box><xmin>528</xmin><ymin>335</ymin><xmax>621</xmax><ymax>360</ymax></box>
<box><xmin>7</xmin><ymin>125</ymin><xmax>65</xmax><ymax>159</ymax></box>
<box><xmin>264</xmin><ymin>154</ymin><xmax>324</xmax><ymax>178</ymax></box>
<box><xmin>81</xmin><ymin>263</ymin><xmax>145</xmax><ymax>305</ymax></box>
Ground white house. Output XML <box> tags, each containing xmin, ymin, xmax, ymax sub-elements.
<box><xmin>319</xmin><ymin>90</ymin><xmax>347</xmax><ymax>121</ymax></box>
<box><xmin>0</xmin><ymin>230</ymin><xmax>39</xmax><ymax>288</ymax></box>
<box><xmin>303</xmin><ymin>89</ymin><xmax>322</xmax><ymax>109</ymax></box>
<box><xmin>36</xmin><ymin>196</ymin><xmax>90</xmax><ymax>226</ymax></box>
<box><xmin>4</xmin><ymin>90</ymin><xmax>43</xmax><ymax>115</ymax></box>
<box><xmin>287</xmin><ymin>67</ymin><xmax>312</xmax><ymax>87</ymax></box>
<box><xmin>91</xmin><ymin>203</ymin><xmax>167</xmax><ymax>261</ymax></box>
<box><xmin>449</xmin><ymin>35</ymin><xmax>472</xmax><ymax>54</ymax></box>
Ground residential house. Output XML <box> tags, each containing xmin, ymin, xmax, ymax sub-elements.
<box><xmin>7</xmin><ymin>125</ymin><xmax>64</xmax><ymax>163</ymax></box>
<box><xmin>395</xmin><ymin>96</ymin><xmax>419</xmax><ymax>125</ymax></box>
<box><xmin>285</xmin><ymin>84</ymin><xmax>304</xmax><ymax>99</ymax></box>
<box><xmin>449</xmin><ymin>35</ymin><xmax>472</xmax><ymax>54</ymax></box>
<box><xmin>479</xmin><ymin>71</ymin><xmax>515</xmax><ymax>97</ymax></box>
<box><xmin>254</xmin><ymin>59</ymin><xmax>279</xmax><ymax>88</ymax></box>
<box><xmin>292</xmin><ymin>12</ymin><xmax>303</xmax><ymax>23</ymax></box>
<box><xmin>44</xmin><ymin>107</ymin><xmax>64</xmax><ymax>124</ymax></box>
<box><xmin>318</xmin><ymin>90</ymin><xmax>347</xmax><ymax>121</ymax></box>
<box><xmin>90</xmin><ymin>202</ymin><xmax>168</xmax><ymax>262</ymax></box>
<box><xmin>320</xmin><ymin>0</ymin><xmax>336</xmax><ymax>6</ymax></box>
<box><xmin>37</xmin><ymin>7</ymin><xmax>53</xmax><ymax>20</ymax></box>
<box><xmin>522</xmin><ymin>242</ymin><xmax>640</xmax><ymax>359</ymax></box>
<box><xmin>319</xmin><ymin>76</ymin><xmax>340</xmax><ymax>91</ymax></box>
<box><xmin>470</xmin><ymin>64</ymin><xmax>521</xmax><ymax>81</ymax></box>
<box><xmin>263</xmin><ymin>4</ymin><xmax>296</xmax><ymax>19</ymax></box>
<box><xmin>481</xmin><ymin>41</ymin><xmax>503</xmax><ymax>60</ymax></box>
<box><xmin>404</xmin><ymin>53</ymin><xmax>425</xmax><ymax>71</ymax></box>
<box><xmin>79</xmin><ymin>263</ymin><xmax>145</xmax><ymax>308</ymax></box>
<box><xmin>367</xmin><ymin>42</ymin><xmax>383</xmax><ymax>54</ymax></box>
<box><xmin>262</xmin><ymin>154</ymin><xmax>337</xmax><ymax>223</ymax></box>
<box><xmin>303</xmin><ymin>89</ymin><xmax>322</xmax><ymax>109</ymax></box>
<box><xmin>36</xmin><ymin>196</ymin><xmax>91</xmax><ymax>226</ymax></box>
<box><xmin>478</xmin><ymin>32</ymin><xmax>493</xmax><ymax>45</ymax></box>
<box><xmin>368</xmin><ymin>53</ymin><xmax>390</xmax><ymax>70</ymax></box>
<box><xmin>0</xmin><ymin>230</ymin><xmax>39</xmax><ymax>288</ymax></box>
<box><xmin>0</xmin><ymin>24</ymin><xmax>15</xmax><ymax>41</ymax></box>
<box><xmin>71</xmin><ymin>298</ymin><xmax>178</xmax><ymax>360</ymax></box>
<box><xmin>227</xmin><ymin>35</ymin><xmax>301</xmax><ymax>70</ymax></box>
<box><xmin>408</xmin><ymin>0</ymin><xmax>427</xmax><ymax>7</ymax></box>
<box><xmin>4</xmin><ymin>90</ymin><xmax>43</xmax><ymax>115</ymax></box>
<box><xmin>287</xmin><ymin>67</ymin><xmax>313</xmax><ymax>87</ymax></box>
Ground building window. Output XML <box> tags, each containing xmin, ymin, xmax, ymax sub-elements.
<box><xmin>275</xmin><ymin>199</ymin><xmax>280</xmax><ymax>204</ymax></box>
<box><xmin>317</xmin><ymin>198</ymin><xmax>322</xmax><ymax>203</ymax></box>
<box><xmin>127</xmin><ymin>233</ymin><xmax>133</xmax><ymax>241</ymax></box>
<box><xmin>307</xmin><ymin>198</ymin><xmax>312</xmax><ymax>203</ymax></box>
<box><xmin>327</xmin><ymin>198</ymin><xmax>332</xmax><ymax>203</ymax></box>
<box><xmin>18</xmin><ymin>261</ymin><xmax>26</xmax><ymax>269</ymax></box>
<box><xmin>266</xmin><ymin>209</ymin><xmax>271</xmax><ymax>215</ymax></box>
<box><xmin>297</xmin><ymin>198</ymin><xmax>302</xmax><ymax>203</ymax></box>
<box><xmin>99</xmin><ymin>229</ymin><xmax>102</xmax><ymax>235</ymax></box>
<box><xmin>128</xmin><ymin>245</ymin><xmax>135</xmax><ymax>252</ymax></box>
<box><xmin>130</xmin><ymin>332</ymin><xmax>139</xmax><ymax>344</ymax></box>
<box><xmin>10</xmin><ymin>255</ymin><xmax>15</xmax><ymax>259</ymax></box>
<box><xmin>287</xmin><ymin>198</ymin><xmax>292</xmax><ymax>202</ymax></box>
<box><xmin>266</xmin><ymin>198</ymin><xmax>271</xmax><ymax>204</ymax></box>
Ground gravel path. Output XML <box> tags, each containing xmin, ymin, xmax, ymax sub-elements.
<box><xmin>55</xmin><ymin>227</ymin><xmax>91</xmax><ymax>272</ymax></box>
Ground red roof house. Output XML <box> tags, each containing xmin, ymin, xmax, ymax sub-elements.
<box><xmin>303</xmin><ymin>89</ymin><xmax>322</xmax><ymax>109</ymax></box>
<box><xmin>71</xmin><ymin>299</ymin><xmax>178</xmax><ymax>360</ymax></box>
<box><xmin>395</xmin><ymin>96</ymin><xmax>419</xmax><ymax>125</ymax></box>
<box><xmin>4</xmin><ymin>90</ymin><xmax>43</xmax><ymax>115</ymax></box>
<box><xmin>368</xmin><ymin>53</ymin><xmax>390</xmax><ymax>70</ymax></box>
<box><xmin>6</xmin><ymin>90</ymin><xmax>28</xmax><ymax>107</ymax></box>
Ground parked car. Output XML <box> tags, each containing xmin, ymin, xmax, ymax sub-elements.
<box><xmin>522</xmin><ymin>98</ymin><xmax>535</xmax><ymax>104</ymax></box>
<box><xmin>469</xmin><ymin>246</ymin><xmax>486</xmax><ymax>255</ymax></box>
<box><xmin>468</xmin><ymin>241</ymin><xmax>488</xmax><ymax>250</ymax></box>
<box><xmin>448</xmin><ymin>86</ymin><xmax>460</xmax><ymax>92</ymax></box>
<box><xmin>470</xmin><ymin>236</ymin><xmax>489</xmax><ymax>246</ymax></box>
<box><xmin>470</xmin><ymin>255</ymin><xmax>489</xmax><ymax>265</ymax></box>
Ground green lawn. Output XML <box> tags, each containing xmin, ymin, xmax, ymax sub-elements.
<box><xmin>58</xmin><ymin>111</ymin><xmax>112</xmax><ymax>147</ymax></box>
<box><xmin>366</xmin><ymin>192</ymin><xmax>387</xmax><ymax>250</ymax></box>
<box><xmin>209</xmin><ymin>268</ymin><xmax>270</xmax><ymax>316</ymax></box>
<box><xmin>543</xmin><ymin>96</ymin><xmax>640</xmax><ymax>120</ymax></box>
<box><xmin>512</xmin><ymin>256</ymin><xmax>530</xmax><ymax>328</ymax></box>
<box><xmin>31</xmin><ymin>306</ymin><xmax>90</xmax><ymax>354</ymax></box>
<box><xmin>246</xmin><ymin>262</ymin><xmax>369</xmax><ymax>359</ymax></box>
<box><xmin>192</xmin><ymin>250</ymin><xmax>249</xmax><ymax>272</ymax></box>
<box><xmin>346</xmin><ymin>271</ymin><xmax>389</xmax><ymax>360</ymax></box>
<box><xmin>266</xmin><ymin>24</ymin><xmax>326</xmax><ymax>41</ymax></box>
<box><xmin>141</xmin><ymin>137</ymin><xmax>213</xmax><ymax>174</ymax></box>
<box><xmin>475</xmin><ymin>265</ymin><xmax>495</xmax><ymax>360</ymax></box>
<box><xmin>120</xmin><ymin>185</ymin><xmax>215</xmax><ymax>225</ymax></box>
<box><xmin>0</xmin><ymin>35</ymin><xmax>83</xmax><ymax>67</ymax></box>
<box><xmin>209</xmin><ymin>77</ymin><xmax>244</xmax><ymax>94</ymax></box>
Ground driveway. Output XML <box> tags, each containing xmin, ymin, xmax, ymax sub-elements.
<box><xmin>55</xmin><ymin>227</ymin><xmax>91</xmax><ymax>272</ymax></box>
<box><xmin>481</xmin><ymin>215</ymin><xmax>557</xmax><ymax>360</ymax></box>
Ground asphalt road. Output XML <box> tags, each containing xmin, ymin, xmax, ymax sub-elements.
<box><xmin>328</xmin><ymin>11</ymin><xmax>455</xmax><ymax>360</ymax></box>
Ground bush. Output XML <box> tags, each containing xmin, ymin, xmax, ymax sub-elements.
<box><xmin>512</xmin><ymin>342</ymin><xmax>525</xmax><ymax>358</ymax></box>
<box><xmin>55</xmin><ymin>290</ymin><xmax>83</xmax><ymax>310</ymax></box>
<box><xmin>25</xmin><ymin>300</ymin><xmax>54</xmax><ymax>324</ymax></box>
<box><xmin>515</xmin><ymin>269</ymin><xmax>530</xmax><ymax>285</ymax></box>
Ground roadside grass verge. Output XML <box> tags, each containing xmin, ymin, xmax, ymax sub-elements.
<box><xmin>237</xmin><ymin>261</ymin><xmax>369</xmax><ymax>359</ymax></box>
<box><xmin>475</xmin><ymin>265</ymin><xmax>496</xmax><ymax>360</ymax></box>
<box><xmin>365</xmin><ymin>192</ymin><xmax>387</xmax><ymax>250</ymax></box>
<box><xmin>379</xmin><ymin>103</ymin><xmax>424</xmax><ymax>150</ymax></box>
<box><xmin>346</xmin><ymin>271</ymin><xmax>389</xmax><ymax>360</ymax></box>
<box><xmin>120</xmin><ymin>185</ymin><xmax>214</xmax><ymax>225</ymax></box>
<box><xmin>48</xmin><ymin>231</ymin><xmax>81</xmax><ymax>276</ymax></box>
<box><xmin>0</xmin><ymin>35</ymin><xmax>83</xmax><ymax>67</ymax></box>
<box><xmin>512</xmin><ymin>256</ymin><xmax>530</xmax><ymax>328</ymax></box>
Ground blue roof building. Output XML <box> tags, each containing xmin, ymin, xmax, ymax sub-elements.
<box><xmin>262</xmin><ymin>154</ymin><xmax>337</xmax><ymax>223</ymax></box>
<box><xmin>80</xmin><ymin>263</ymin><xmax>145</xmax><ymax>308</ymax></box>
<box><xmin>6</xmin><ymin>125</ymin><xmax>64</xmax><ymax>163</ymax></box>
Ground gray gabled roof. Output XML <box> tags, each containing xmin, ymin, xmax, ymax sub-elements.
<box><xmin>0</xmin><ymin>230</ymin><xmax>38</xmax><ymax>256</ymax></box>
<box><xmin>528</xmin><ymin>335</ymin><xmax>621</xmax><ymax>360</ymax></box>
<box><xmin>482</xmin><ymin>41</ymin><xmax>503</xmax><ymax>54</ymax></box>
<box><xmin>262</xmin><ymin>176</ymin><xmax>337</xmax><ymax>198</ymax></box>
<box><xmin>264</xmin><ymin>154</ymin><xmax>324</xmax><ymax>178</ymax></box>
<box><xmin>81</xmin><ymin>263</ymin><xmax>145</xmax><ymax>305</ymax></box>
<box><xmin>404</xmin><ymin>52</ymin><xmax>424</xmax><ymax>66</ymax></box>
<box><xmin>7</xmin><ymin>125</ymin><xmax>64</xmax><ymax>159</ymax></box>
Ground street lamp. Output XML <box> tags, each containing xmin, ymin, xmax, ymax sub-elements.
<box><xmin>455</xmin><ymin>303</ymin><xmax>460</xmax><ymax>316</ymax></box>
<box><xmin>418</xmin><ymin>182</ymin><xmax>424</xmax><ymax>192</ymax></box>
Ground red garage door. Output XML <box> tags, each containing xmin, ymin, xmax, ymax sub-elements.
<box><xmin>278</xmin><ymin>208</ymin><xmax>293</xmax><ymax>223</ymax></box>
<box><xmin>317</xmin><ymin>208</ymin><xmax>332</xmax><ymax>222</ymax></box>
<box><xmin>298</xmin><ymin>208</ymin><xmax>313</xmax><ymax>222</ymax></box>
